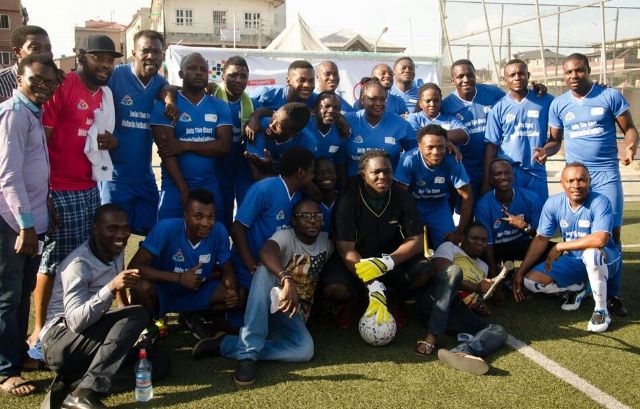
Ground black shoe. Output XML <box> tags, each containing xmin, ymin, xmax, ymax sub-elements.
<box><xmin>192</xmin><ymin>331</ymin><xmax>226</xmax><ymax>360</ymax></box>
<box><xmin>234</xmin><ymin>359</ymin><xmax>256</xmax><ymax>386</ymax></box>
<box><xmin>178</xmin><ymin>312</ymin><xmax>215</xmax><ymax>340</ymax></box>
<box><xmin>40</xmin><ymin>375</ymin><xmax>70</xmax><ymax>409</ymax></box>
<box><xmin>608</xmin><ymin>296</ymin><xmax>629</xmax><ymax>317</ymax></box>
<box><xmin>61</xmin><ymin>390</ymin><xmax>106</xmax><ymax>409</ymax></box>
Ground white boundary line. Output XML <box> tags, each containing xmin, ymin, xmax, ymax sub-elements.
<box><xmin>506</xmin><ymin>335</ymin><xmax>631</xmax><ymax>409</ymax></box>
<box><xmin>621</xmin><ymin>244</ymin><xmax>640</xmax><ymax>248</ymax></box>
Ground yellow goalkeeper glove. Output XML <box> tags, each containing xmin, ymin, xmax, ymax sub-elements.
<box><xmin>355</xmin><ymin>254</ymin><xmax>394</xmax><ymax>282</ymax></box>
<box><xmin>365</xmin><ymin>281</ymin><xmax>391</xmax><ymax>324</ymax></box>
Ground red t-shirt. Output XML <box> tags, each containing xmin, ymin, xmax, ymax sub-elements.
<box><xmin>43</xmin><ymin>72</ymin><xmax>103</xmax><ymax>190</ymax></box>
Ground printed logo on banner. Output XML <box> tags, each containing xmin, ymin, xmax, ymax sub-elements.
<box><xmin>206</xmin><ymin>58</ymin><xmax>226</xmax><ymax>80</ymax></box>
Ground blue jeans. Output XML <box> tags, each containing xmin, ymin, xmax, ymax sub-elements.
<box><xmin>415</xmin><ymin>265</ymin><xmax>507</xmax><ymax>358</ymax></box>
<box><xmin>0</xmin><ymin>218</ymin><xmax>41</xmax><ymax>376</ymax></box>
<box><xmin>220</xmin><ymin>266</ymin><xmax>314</xmax><ymax>362</ymax></box>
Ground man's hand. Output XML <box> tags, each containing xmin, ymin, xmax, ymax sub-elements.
<box><xmin>109</xmin><ymin>269</ymin><xmax>140</xmax><ymax>293</ymax></box>
<box><xmin>97</xmin><ymin>131</ymin><xmax>118</xmax><ymax>150</ymax></box>
<box><xmin>446</xmin><ymin>141</ymin><xmax>463</xmax><ymax>162</ymax></box>
<box><xmin>512</xmin><ymin>268</ymin><xmax>526</xmax><ymax>302</ymax></box>
<box><xmin>164</xmin><ymin>102</ymin><xmax>179</xmax><ymax>123</ymax></box>
<box><xmin>478</xmin><ymin>278</ymin><xmax>493</xmax><ymax>294</ymax></box>
<box><xmin>532</xmin><ymin>147</ymin><xmax>548</xmax><ymax>165</ymax></box>
<box><xmin>355</xmin><ymin>255</ymin><xmax>394</xmax><ymax>282</ymax></box>
<box><xmin>545</xmin><ymin>245</ymin><xmax>563</xmax><ymax>272</ymax></box>
<box><xmin>278</xmin><ymin>278</ymin><xmax>299</xmax><ymax>318</ymax></box>
<box><xmin>365</xmin><ymin>281</ymin><xmax>391</xmax><ymax>324</ymax></box>
<box><xmin>244</xmin><ymin>117</ymin><xmax>262</xmax><ymax>142</ymax></box>
<box><xmin>531</xmin><ymin>81</ymin><xmax>548</xmax><ymax>97</ymax></box>
<box><xmin>180</xmin><ymin>262</ymin><xmax>203</xmax><ymax>290</ymax></box>
<box><xmin>619</xmin><ymin>145</ymin><xmax>636</xmax><ymax>166</ymax></box>
<box><xmin>443</xmin><ymin>229</ymin><xmax>465</xmax><ymax>245</ymax></box>
<box><xmin>501</xmin><ymin>210</ymin><xmax>528</xmax><ymax>230</ymax></box>
<box><xmin>244</xmin><ymin>149</ymin><xmax>273</xmax><ymax>169</ymax></box>
<box><xmin>222</xmin><ymin>274</ymin><xmax>240</xmax><ymax>309</ymax></box>
<box><xmin>157</xmin><ymin>137</ymin><xmax>185</xmax><ymax>158</ymax></box>
<box><xmin>15</xmin><ymin>227</ymin><xmax>38</xmax><ymax>256</ymax></box>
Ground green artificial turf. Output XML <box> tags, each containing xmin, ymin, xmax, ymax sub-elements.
<box><xmin>2</xmin><ymin>205</ymin><xmax>639</xmax><ymax>408</ymax></box>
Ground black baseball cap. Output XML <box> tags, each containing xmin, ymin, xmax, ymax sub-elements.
<box><xmin>78</xmin><ymin>34</ymin><xmax>123</xmax><ymax>57</ymax></box>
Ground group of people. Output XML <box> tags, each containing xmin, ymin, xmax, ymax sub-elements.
<box><xmin>0</xmin><ymin>22</ymin><xmax>636</xmax><ymax>409</ymax></box>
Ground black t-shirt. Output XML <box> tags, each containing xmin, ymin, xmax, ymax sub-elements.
<box><xmin>333</xmin><ymin>179</ymin><xmax>423</xmax><ymax>258</ymax></box>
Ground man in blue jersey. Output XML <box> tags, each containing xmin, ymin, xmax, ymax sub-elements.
<box><xmin>476</xmin><ymin>159</ymin><xmax>551</xmax><ymax>277</ymax></box>
<box><xmin>513</xmin><ymin>163</ymin><xmax>621</xmax><ymax>332</ymax></box>
<box><xmin>230</xmin><ymin>146</ymin><xmax>316</xmax><ymax>290</ymax></box>
<box><xmin>306</xmin><ymin>92</ymin><xmax>348</xmax><ymax>172</ymax></box>
<box><xmin>245</xmin><ymin>102</ymin><xmax>317</xmax><ymax>179</ymax></box>
<box><xmin>245</xmin><ymin>60</ymin><xmax>315</xmax><ymax>138</ymax></box>
<box><xmin>482</xmin><ymin>59</ymin><xmax>554</xmax><ymax>201</ymax></box>
<box><xmin>441</xmin><ymin>59</ymin><xmax>506</xmax><ymax>198</ymax></box>
<box><xmin>315</xmin><ymin>60</ymin><xmax>354</xmax><ymax>114</ymax></box>
<box><xmin>353</xmin><ymin>64</ymin><xmax>408</xmax><ymax>115</ymax></box>
<box><xmin>150</xmin><ymin>53</ymin><xmax>233</xmax><ymax>221</ymax></box>
<box><xmin>101</xmin><ymin>30</ymin><xmax>176</xmax><ymax>235</ymax></box>
<box><xmin>129</xmin><ymin>189</ymin><xmax>241</xmax><ymax>327</ymax></box>
<box><xmin>390</xmin><ymin>57</ymin><xmax>419</xmax><ymax>113</ymax></box>
<box><xmin>212</xmin><ymin>56</ymin><xmax>254</xmax><ymax>230</ymax></box>
<box><xmin>536</xmin><ymin>53</ymin><xmax>637</xmax><ymax>316</ymax></box>
<box><xmin>395</xmin><ymin>124</ymin><xmax>473</xmax><ymax>249</ymax></box>
<box><xmin>315</xmin><ymin>158</ymin><xmax>338</xmax><ymax>233</ymax></box>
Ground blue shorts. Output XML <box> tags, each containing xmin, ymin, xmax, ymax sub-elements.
<box><xmin>154</xmin><ymin>278</ymin><xmax>220</xmax><ymax>318</ymax></box>
<box><xmin>531</xmin><ymin>247</ymin><xmax>620</xmax><ymax>288</ymax></box>
<box><xmin>512</xmin><ymin>166</ymin><xmax>548</xmax><ymax>202</ymax></box>
<box><xmin>157</xmin><ymin>184</ymin><xmax>224</xmax><ymax>221</ymax></box>
<box><xmin>100</xmin><ymin>180</ymin><xmax>158</xmax><ymax>235</ymax></box>
<box><xmin>589</xmin><ymin>169</ymin><xmax>623</xmax><ymax>227</ymax></box>
<box><xmin>418</xmin><ymin>202</ymin><xmax>455</xmax><ymax>250</ymax></box>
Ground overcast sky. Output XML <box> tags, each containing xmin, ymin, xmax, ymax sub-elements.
<box><xmin>22</xmin><ymin>0</ymin><xmax>640</xmax><ymax>70</ymax></box>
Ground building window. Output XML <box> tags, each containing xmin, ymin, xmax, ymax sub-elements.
<box><xmin>176</xmin><ymin>9</ymin><xmax>192</xmax><ymax>26</ymax></box>
<box><xmin>213</xmin><ymin>10</ymin><xmax>226</xmax><ymax>32</ymax></box>
<box><xmin>0</xmin><ymin>15</ymin><xmax>9</xmax><ymax>29</ymax></box>
<box><xmin>244</xmin><ymin>12</ymin><xmax>260</xmax><ymax>29</ymax></box>
<box><xmin>0</xmin><ymin>51</ymin><xmax>11</xmax><ymax>66</ymax></box>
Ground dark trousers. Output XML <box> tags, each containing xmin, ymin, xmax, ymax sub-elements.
<box><xmin>415</xmin><ymin>265</ymin><xmax>507</xmax><ymax>358</ymax></box>
<box><xmin>0</xmin><ymin>217</ymin><xmax>41</xmax><ymax>376</ymax></box>
<box><xmin>493</xmin><ymin>239</ymin><xmax>554</xmax><ymax>266</ymax></box>
<box><xmin>41</xmin><ymin>306</ymin><xmax>149</xmax><ymax>393</ymax></box>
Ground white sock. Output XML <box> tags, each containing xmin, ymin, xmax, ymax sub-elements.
<box><xmin>524</xmin><ymin>278</ymin><xmax>563</xmax><ymax>294</ymax></box>
<box><xmin>582</xmin><ymin>249</ymin><xmax>609</xmax><ymax>312</ymax></box>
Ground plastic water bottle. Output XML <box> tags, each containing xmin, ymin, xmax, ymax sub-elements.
<box><xmin>135</xmin><ymin>348</ymin><xmax>153</xmax><ymax>402</ymax></box>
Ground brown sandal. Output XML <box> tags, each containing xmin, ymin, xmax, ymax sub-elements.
<box><xmin>415</xmin><ymin>340</ymin><xmax>436</xmax><ymax>357</ymax></box>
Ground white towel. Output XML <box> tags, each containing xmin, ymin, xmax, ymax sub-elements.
<box><xmin>84</xmin><ymin>86</ymin><xmax>115</xmax><ymax>181</ymax></box>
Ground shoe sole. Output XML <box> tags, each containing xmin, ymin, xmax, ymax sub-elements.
<box><xmin>587</xmin><ymin>320</ymin><xmax>611</xmax><ymax>332</ymax></box>
<box><xmin>233</xmin><ymin>376</ymin><xmax>255</xmax><ymax>386</ymax></box>
<box><xmin>192</xmin><ymin>331</ymin><xmax>226</xmax><ymax>359</ymax></box>
<box><xmin>438</xmin><ymin>349</ymin><xmax>489</xmax><ymax>375</ymax></box>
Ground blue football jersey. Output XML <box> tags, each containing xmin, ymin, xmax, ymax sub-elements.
<box><xmin>305</xmin><ymin>119</ymin><xmax>347</xmax><ymax>164</ymax></box>
<box><xmin>390</xmin><ymin>84</ymin><xmax>420</xmax><ymax>113</ymax></box>
<box><xmin>406</xmin><ymin>111</ymin><xmax>468</xmax><ymax>134</ymax></box>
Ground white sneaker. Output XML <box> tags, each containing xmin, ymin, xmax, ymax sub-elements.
<box><xmin>587</xmin><ymin>309</ymin><xmax>611</xmax><ymax>332</ymax></box>
<box><xmin>437</xmin><ymin>349</ymin><xmax>489</xmax><ymax>375</ymax></box>
<box><xmin>561</xmin><ymin>288</ymin><xmax>587</xmax><ymax>311</ymax></box>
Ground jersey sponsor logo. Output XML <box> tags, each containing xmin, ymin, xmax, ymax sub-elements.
<box><xmin>483</xmin><ymin>106</ymin><xmax>492</xmax><ymax>113</ymax></box>
<box><xmin>328</xmin><ymin>145</ymin><xmax>339</xmax><ymax>153</ymax></box>
<box><xmin>493</xmin><ymin>218</ymin><xmax>502</xmax><ymax>229</ymax></box>
<box><xmin>199</xmin><ymin>254</ymin><xmax>211</xmax><ymax>264</ymax></box>
<box><xmin>173</xmin><ymin>249</ymin><xmax>185</xmax><ymax>263</ymax></box>
<box><xmin>384</xmin><ymin>136</ymin><xmax>396</xmax><ymax>145</ymax></box>
<box><xmin>120</xmin><ymin>95</ymin><xmax>133</xmax><ymax>106</ymax></box>
<box><xmin>505</xmin><ymin>113</ymin><xmax>516</xmax><ymax>123</ymax></box>
<box><xmin>276</xmin><ymin>210</ymin><xmax>285</xmax><ymax>220</ymax></box>
<box><xmin>527</xmin><ymin>110</ymin><xmax>540</xmax><ymax>118</ymax></box>
<box><xmin>563</xmin><ymin>112</ymin><xmax>575</xmax><ymax>121</ymax></box>
<box><xmin>434</xmin><ymin>176</ymin><xmax>445</xmax><ymax>184</ymax></box>
<box><xmin>560</xmin><ymin>219</ymin><xmax>569</xmax><ymax>228</ymax></box>
<box><xmin>578</xmin><ymin>219</ymin><xmax>591</xmax><ymax>228</ymax></box>
<box><xmin>179</xmin><ymin>113</ymin><xmax>192</xmax><ymax>122</ymax></box>
<box><xmin>416</xmin><ymin>180</ymin><xmax>426</xmax><ymax>186</ymax></box>
<box><xmin>204</xmin><ymin>113</ymin><xmax>218</xmax><ymax>122</ymax></box>
<box><xmin>590</xmin><ymin>107</ymin><xmax>604</xmax><ymax>116</ymax></box>
<box><xmin>354</xmin><ymin>135</ymin><xmax>364</xmax><ymax>144</ymax></box>
<box><xmin>455</xmin><ymin>113</ymin><xmax>465</xmax><ymax>121</ymax></box>
<box><xmin>77</xmin><ymin>100</ymin><xmax>89</xmax><ymax>110</ymax></box>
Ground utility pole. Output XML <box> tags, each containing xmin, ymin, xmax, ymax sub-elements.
<box><xmin>466</xmin><ymin>43</ymin><xmax>470</xmax><ymax>60</ymax></box>
<box><xmin>507</xmin><ymin>28</ymin><xmax>511</xmax><ymax>60</ymax></box>
<box><xmin>611</xmin><ymin>8</ymin><xmax>619</xmax><ymax>81</ymax></box>
<box><xmin>555</xmin><ymin>6</ymin><xmax>560</xmax><ymax>91</ymax></box>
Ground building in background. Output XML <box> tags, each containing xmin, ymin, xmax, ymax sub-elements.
<box><xmin>75</xmin><ymin>19</ymin><xmax>125</xmax><ymax>62</ymax></box>
<box><xmin>320</xmin><ymin>29</ymin><xmax>405</xmax><ymax>53</ymax></box>
<box><xmin>149</xmin><ymin>0</ymin><xmax>285</xmax><ymax>49</ymax></box>
<box><xmin>0</xmin><ymin>0</ymin><xmax>28</xmax><ymax>68</ymax></box>
<box><xmin>124</xmin><ymin>7</ymin><xmax>151</xmax><ymax>62</ymax></box>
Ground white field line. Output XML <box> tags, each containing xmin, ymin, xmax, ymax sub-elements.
<box><xmin>506</xmin><ymin>335</ymin><xmax>631</xmax><ymax>409</ymax></box>
<box><xmin>621</xmin><ymin>244</ymin><xmax>640</xmax><ymax>248</ymax></box>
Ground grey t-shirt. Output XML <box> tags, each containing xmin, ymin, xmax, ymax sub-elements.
<box><xmin>40</xmin><ymin>240</ymin><xmax>123</xmax><ymax>339</ymax></box>
<box><xmin>269</xmin><ymin>228</ymin><xmax>333</xmax><ymax>320</ymax></box>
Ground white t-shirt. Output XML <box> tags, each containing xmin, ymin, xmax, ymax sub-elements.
<box><xmin>433</xmin><ymin>241</ymin><xmax>488</xmax><ymax>278</ymax></box>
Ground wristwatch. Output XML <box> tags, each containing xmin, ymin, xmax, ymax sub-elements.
<box><xmin>523</xmin><ymin>224</ymin><xmax>533</xmax><ymax>235</ymax></box>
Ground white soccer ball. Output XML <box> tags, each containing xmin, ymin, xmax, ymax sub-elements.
<box><xmin>358</xmin><ymin>313</ymin><xmax>397</xmax><ymax>346</ymax></box>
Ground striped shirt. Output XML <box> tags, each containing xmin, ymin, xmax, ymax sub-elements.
<box><xmin>0</xmin><ymin>64</ymin><xmax>18</xmax><ymax>100</ymax></box>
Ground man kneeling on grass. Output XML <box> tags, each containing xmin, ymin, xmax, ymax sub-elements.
<box><xmin>192</xmin><ymin>199</ymin><xmax>333</xmax><ymax>386</ymax></box>
<box><xmin>415</xmin><ymin>222</ymin><xmax>508</xmax><ymax>375</ymax></box>
<box><xmin>129</xmin><ymin>189</ymin><xmax>243</xmax><ymax>339</ymax></box>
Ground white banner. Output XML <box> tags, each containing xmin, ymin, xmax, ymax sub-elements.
<box><xmin>165</xmin><ymin>45</ymin><xmax>439</xmax><ymax>104</ymax></box>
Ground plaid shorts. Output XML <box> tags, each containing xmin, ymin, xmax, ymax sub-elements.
<box><xmin>38</xmin><ymin>188</ymin><xmax>100</xmax><ymax>276</ymax></box>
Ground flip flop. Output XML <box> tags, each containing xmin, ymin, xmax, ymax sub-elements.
<box><xmin>414</xmin><ymin>340</ymin><xmax>436</xmax><ymax>357</ymax></box>
<box><xmin>0</xmin><ymin>376</ymin><xmax>37</xmax><ymax>397</ymax></box>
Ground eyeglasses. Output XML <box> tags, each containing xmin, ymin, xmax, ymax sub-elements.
<box><xmin>295</xmin><ymin>212</ymin><xmax>324</xmax><ymax>222</ymax></box>
<box><xmin>27</xmin><ymin>75</ymin><xmax>59</xmax><ymax>89</ymax></box>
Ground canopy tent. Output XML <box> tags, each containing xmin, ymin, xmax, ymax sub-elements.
<box><xmin>266</xmin><ymin>13</ymin><xmax>329</xmax><ymax>52</ymax></box>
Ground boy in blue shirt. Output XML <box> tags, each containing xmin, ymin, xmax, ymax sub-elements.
<box><xmin>230</xmin><ymin>146</ymin><xmax>317</xmax><ymax>290</ymax></box>
<box><xmin>129</xmin><ymin>189</ymin><xmax>242</xmax><ymax>326</ymax></box>
<box><xmin>395</xmin><ymin>124</ymin><xmax>473</xmax><ymax>249</ymax></box>
<box><xmin>513</xmin><ymin>163</ymin><xmax>621</xmax><ymax>333</ymax></box>
<box><xmin>150</xmin><ymin>53</ymin><xmax>233</xmax><ymax>221</ymax></box>
<box><xmin>315</xmin><ymin>61</ymin><xmax>354</xmax><ymax>114</ymax></box>
<box><xmin>353</xmin><ymin>64</ymin><xmax>408</xmax><ymax>115</ymax></box>
<box><xmin>483</xmin><ymin>59</ymin><xmax>554</xmax><ymax>201</ymax></box>
<box><xmin>390</xmin><ymin>57</ymin><xmax>419</xmax><ymax>113</ymax></box>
